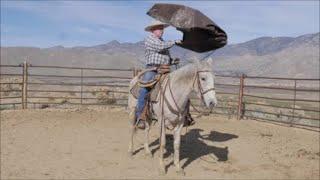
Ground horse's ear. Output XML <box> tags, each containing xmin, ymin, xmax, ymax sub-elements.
<box><xmin>207</xmin><ymin>57</ymin><xmax>214</xmax><ymax>66</ymax></box>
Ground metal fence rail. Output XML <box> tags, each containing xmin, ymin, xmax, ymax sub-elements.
<box><xmin>242</xmin><ymin>75</ymin><xmax>319</xmax><ymax>129</ymax></box>
<box><xmin>1</xmin><ymin>62</ymin><xmax>319</xmax><ymax>130</ymax></box>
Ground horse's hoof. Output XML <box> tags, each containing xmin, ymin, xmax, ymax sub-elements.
<box><xmin>127</xmin><ymin>151</ymin><xmax>133</xmax><ymax>158</ymax></box>
<box><xmin>144</xmin><ymin>152</ymin><xmax>152</xmax><ymax>158</ymax></box>
<box><xmin>176</xmin><ymin>169</ymin><xmax>185</xmax><ymax>176</ymax></box>
<box><xmin>158</xmin><ymin>168</ymin><xmax>166</xmax><ymax>176</ymax></box>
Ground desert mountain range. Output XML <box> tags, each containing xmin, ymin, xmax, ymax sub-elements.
<box><xmin>1</xmin><ymin>32</ymin><xmax>319</xmax><ymax>78</ymax></box>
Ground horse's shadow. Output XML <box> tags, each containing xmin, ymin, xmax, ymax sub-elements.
<box><xmin>132</xmin><ymin>128</ymin><xmax>238</xmax><ymax>170</ymax></box>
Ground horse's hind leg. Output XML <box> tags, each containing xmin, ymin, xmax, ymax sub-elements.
<box><xmin>128</xmin><ymin>126</ymin><xmax>136</xmax><ymax>157</ymax></box>
<box><xmin>173</xmin><ymin>124</ymin><xmax>185</xmax><ymax>175</ymax></box>
<box><xmin>144</xmin><ymin>120</ymin><xmax>152</xmax><ymax>157</ymax></box>
<box><xmin>128</xmin><ymin>111</ymin><xmax>136</xmax><ymax>157</ymax></box>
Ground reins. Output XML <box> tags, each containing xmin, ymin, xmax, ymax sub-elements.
<box><xmin>158</xmin><ymin>69</ymin><xmax>216</xmax><ymax>131</ymax></box>
<box><xmin>156</xmin><ymin>63</ymin><xmax>217</xmax><ymax>145</ymax></box>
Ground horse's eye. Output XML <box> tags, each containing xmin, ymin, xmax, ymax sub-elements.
<box><xmin>201</xmin><ymin>77</ymin><xmax>206</xmax><ymax>81</ymax></box>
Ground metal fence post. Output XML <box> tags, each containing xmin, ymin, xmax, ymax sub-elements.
<box><xmin>22</xmin><ymin>61</ymin><xmax>29</xmax><ymax>109</ymax></box>
<box><xmin>291</xmin><ymin>79</ymin><xmax>297</xmax><ymax>126</ymax></box>
<box><xmin>80</xmin><ymin>68</ymin><xmax>83</xmax><ymax>105</ymax></box>
<box><xmin>237</xmin><ymin>74</ymin><xmax>245</xmax><ymax>120</ymax></box>
<box><xmin>132</xmin><ymin>67</ymin><xmax>136</xmax><ymax>77</ymax></box>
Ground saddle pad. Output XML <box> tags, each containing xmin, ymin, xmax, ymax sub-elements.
<box><xmin>150</xmin><ymin>79</ymin><xmax>161</xmax><ymax>102</ymax></box>
<box><xmin>130</xmin><ymin>82</ymin><xmax>140</xmax><ymax>99</ymax></box>
<box><xmin>129</xmin><ymin>74</ymin><xmax>168</xmax><ymax>102</ymax></box>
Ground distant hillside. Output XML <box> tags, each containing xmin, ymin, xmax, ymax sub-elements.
<box><xmin>1</xmin><ymin>32</ymin><xmax>319</xmax><ymax>78</ymax></box>
<box><xmin>211</xmin><ymin>33</ymin><xmax>319</xmax><ymax>78</ymax></box>
<box><xmin>1</xmin><ymin>45</ymin><xmax>141</xmax><ymax>69</ymax></box>
<box><xmin>213</xmin><ymin>33</ymin><xmax>319</xmax><ymax>57</ymax></box>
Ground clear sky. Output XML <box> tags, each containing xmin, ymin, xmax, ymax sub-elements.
<box><xmin>1</xmin><ymin>0</ymin><xmax>319</xmax><ymax>48</ymax></box>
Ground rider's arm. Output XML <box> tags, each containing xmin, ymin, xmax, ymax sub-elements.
<box><xmin>145</xmin><ymin>35</ymin><xmax>175</xmax><ymax>52</ymax></box>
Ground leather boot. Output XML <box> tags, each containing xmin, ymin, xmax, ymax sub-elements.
<box><xmin>136</xmin><ymin>119</ymin><xmax>145</xmax><ymax>129</ymax></box>
<box><xmin>136</xmin><ymin>101</ymin><xmax>149</xmax><ymax>129</ymax></box>
<box><xmin>184</xmin><ymin>112</ymin><xmax>195</xmax><ymax>127</ymax></box>
<box><xmin>134</xmin><ymin>109</ymin><xmax>145</xmax><ymax>130</ymax></box>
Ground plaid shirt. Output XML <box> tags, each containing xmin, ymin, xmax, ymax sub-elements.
<box><xmin>144</xmin><ymin>34</ymin><xmax>175</xmax><ymax>65</ymax></box>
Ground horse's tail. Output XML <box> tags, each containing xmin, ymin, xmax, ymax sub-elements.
<box><xmin>128</xmin><ymin>77</ymin><xmax>138</xmax><ymax>120</ymax></box>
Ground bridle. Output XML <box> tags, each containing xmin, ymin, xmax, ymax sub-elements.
<box><xmin>192</xmin><ymin>70</ymin><xmax>216</xmax><ymax>106</ymax></box>
<box><xmin>160</xmin><ymin>70</ymin><xmax>216</xmax><ymax>117</ymax></box>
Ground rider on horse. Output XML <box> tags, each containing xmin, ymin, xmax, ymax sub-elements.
<box><xmin>135</xmin><ymin>20</ymin><xmax>194</xmax><ymax>129</ymax></box>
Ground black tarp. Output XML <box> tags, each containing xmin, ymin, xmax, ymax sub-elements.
<box><xmin>147</xmin><ymin>3</ymin><xmax>228</xmax><ymax>53</ymax></box>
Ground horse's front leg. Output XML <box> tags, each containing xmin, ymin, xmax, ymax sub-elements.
<box><xmin>144</xmin><ymin>120</ymin><xmax>152</xmax><ymax>157</ymax></box>
<box><xmin>173</xmin><ymin>123</ymin><xmax>185</xmax><ymax>175</ymax></box>
<box><xmin>158</xmin><ymin>118</ymin><xmax>166</xmax><ymax>175</ymax></box>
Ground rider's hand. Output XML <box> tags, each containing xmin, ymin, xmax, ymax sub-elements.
<box><xmin>175</xmin><ymin>40</ymin><xmax>182</xmax><ymax>45</ymax></box>
<box><xmin>172</xmin><ymin>58</ymin><xmax>180</xmax><ymax>65</ymax></box>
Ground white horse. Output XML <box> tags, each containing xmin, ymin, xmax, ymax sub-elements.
<box><xmin>127</xmin><ymin>59</ymin><xmax>217</xmax><ymax>175</ymax></box>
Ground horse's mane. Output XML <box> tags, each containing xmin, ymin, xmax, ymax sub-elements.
<box><xmin>169</xmin><ymin>62</ymin><xmax>198</xmax><ymax>83</ymax></box>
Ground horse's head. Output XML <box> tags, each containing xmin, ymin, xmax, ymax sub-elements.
<box><xmin>193</xmin><ymin>58</ymin><xmax>218</xmax><ymax>109</ymax></box>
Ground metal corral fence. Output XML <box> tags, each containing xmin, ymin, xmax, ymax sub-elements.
<box><xmin>1</xmin><ymin>62</ymin><xmax>319</xmax><ymax>130</ymax></box>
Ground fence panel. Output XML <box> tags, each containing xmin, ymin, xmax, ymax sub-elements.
<box><xmin>26</xmin><ymin>64</ymin><xmax>133</xmax><ymax>108</ymax></box>
<box><xmin>0</xmin><ymin>64</ymin><xmax>23</xmax><ymax>110</ymax></box>
<box><xmin>1</xmin><ymin>62</ymin><xmax>319</xmax><ymax>130</ymax></box>
<box><xmin>242</xmin><ymin>76</ymin><xmax>320</xmax><ymax>129</ymax></box>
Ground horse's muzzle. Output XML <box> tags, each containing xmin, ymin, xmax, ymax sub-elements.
<box><xmin>209</xmin><ymin>100</ymin><xmax>217</xmax><ymax>109</ymax></box>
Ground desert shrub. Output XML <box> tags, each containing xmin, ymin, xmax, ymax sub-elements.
<box><xmin>69</xmin><ymin>92</ymin><xmax>76</xmax><ymax>96</ymax></box>
<box><xmin>40</xmin><ymin>104</ymin><xmax>50</xmax><ymax>109</ymax></box>
<box><xmin>96</xmin><ymin>88</ymin><xmax>116</xmax><ymax>105</ymax></box>
<box><xmin>0</xmin><ymin>105</ymin><xmax>11</xmax><ymax>110</ymax></box>
<box><xmin>98</xmin><ymin>97</ymin><xmax>117</xmax><ymax>105</ymax></box>
<box><xmin>48</xmin><ymin>97</ymin><xmax>55</xmax><ymax>102</ymax></box>
<box><xmin>60</xmin><ymin>98</ymin><xmax>68</xmax><ymax>104</ymax></box>
<box><xmin>91</xmin><ymin>91</ymin><xmax>97</xmax><ymax>96</ymax></box>
<box><xmin>1</xmin><ymin>84</ymin><xmax>12</xmax><ymax>96</ymax></box>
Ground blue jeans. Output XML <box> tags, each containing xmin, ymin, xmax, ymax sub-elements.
<box><xmin>136</xmin><ymin>68</ymin><xmax>157</xmax><ymax>119</ymax></box>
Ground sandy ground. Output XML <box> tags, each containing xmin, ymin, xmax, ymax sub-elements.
<box><xmin>1</xmin><ymin>107</ymin><xmax>319</xmax><ymax>179</ymax></box>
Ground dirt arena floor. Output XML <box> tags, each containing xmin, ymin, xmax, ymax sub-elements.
<box><xmin>1</xmin><ymin>107</ymin><xmax>319</xmax><ymax>179</ymax></box>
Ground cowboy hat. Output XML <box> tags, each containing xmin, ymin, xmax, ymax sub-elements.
<box><xmin>144</xmin><ymin>20</ymin><xmax>169</xmax><ymax>32</ymax></box>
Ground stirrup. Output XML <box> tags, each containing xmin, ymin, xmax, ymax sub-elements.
<box><xmin>135</xmin><ymin>118</ymin><xmax>145</xmax><ymax>129</ymax></box>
